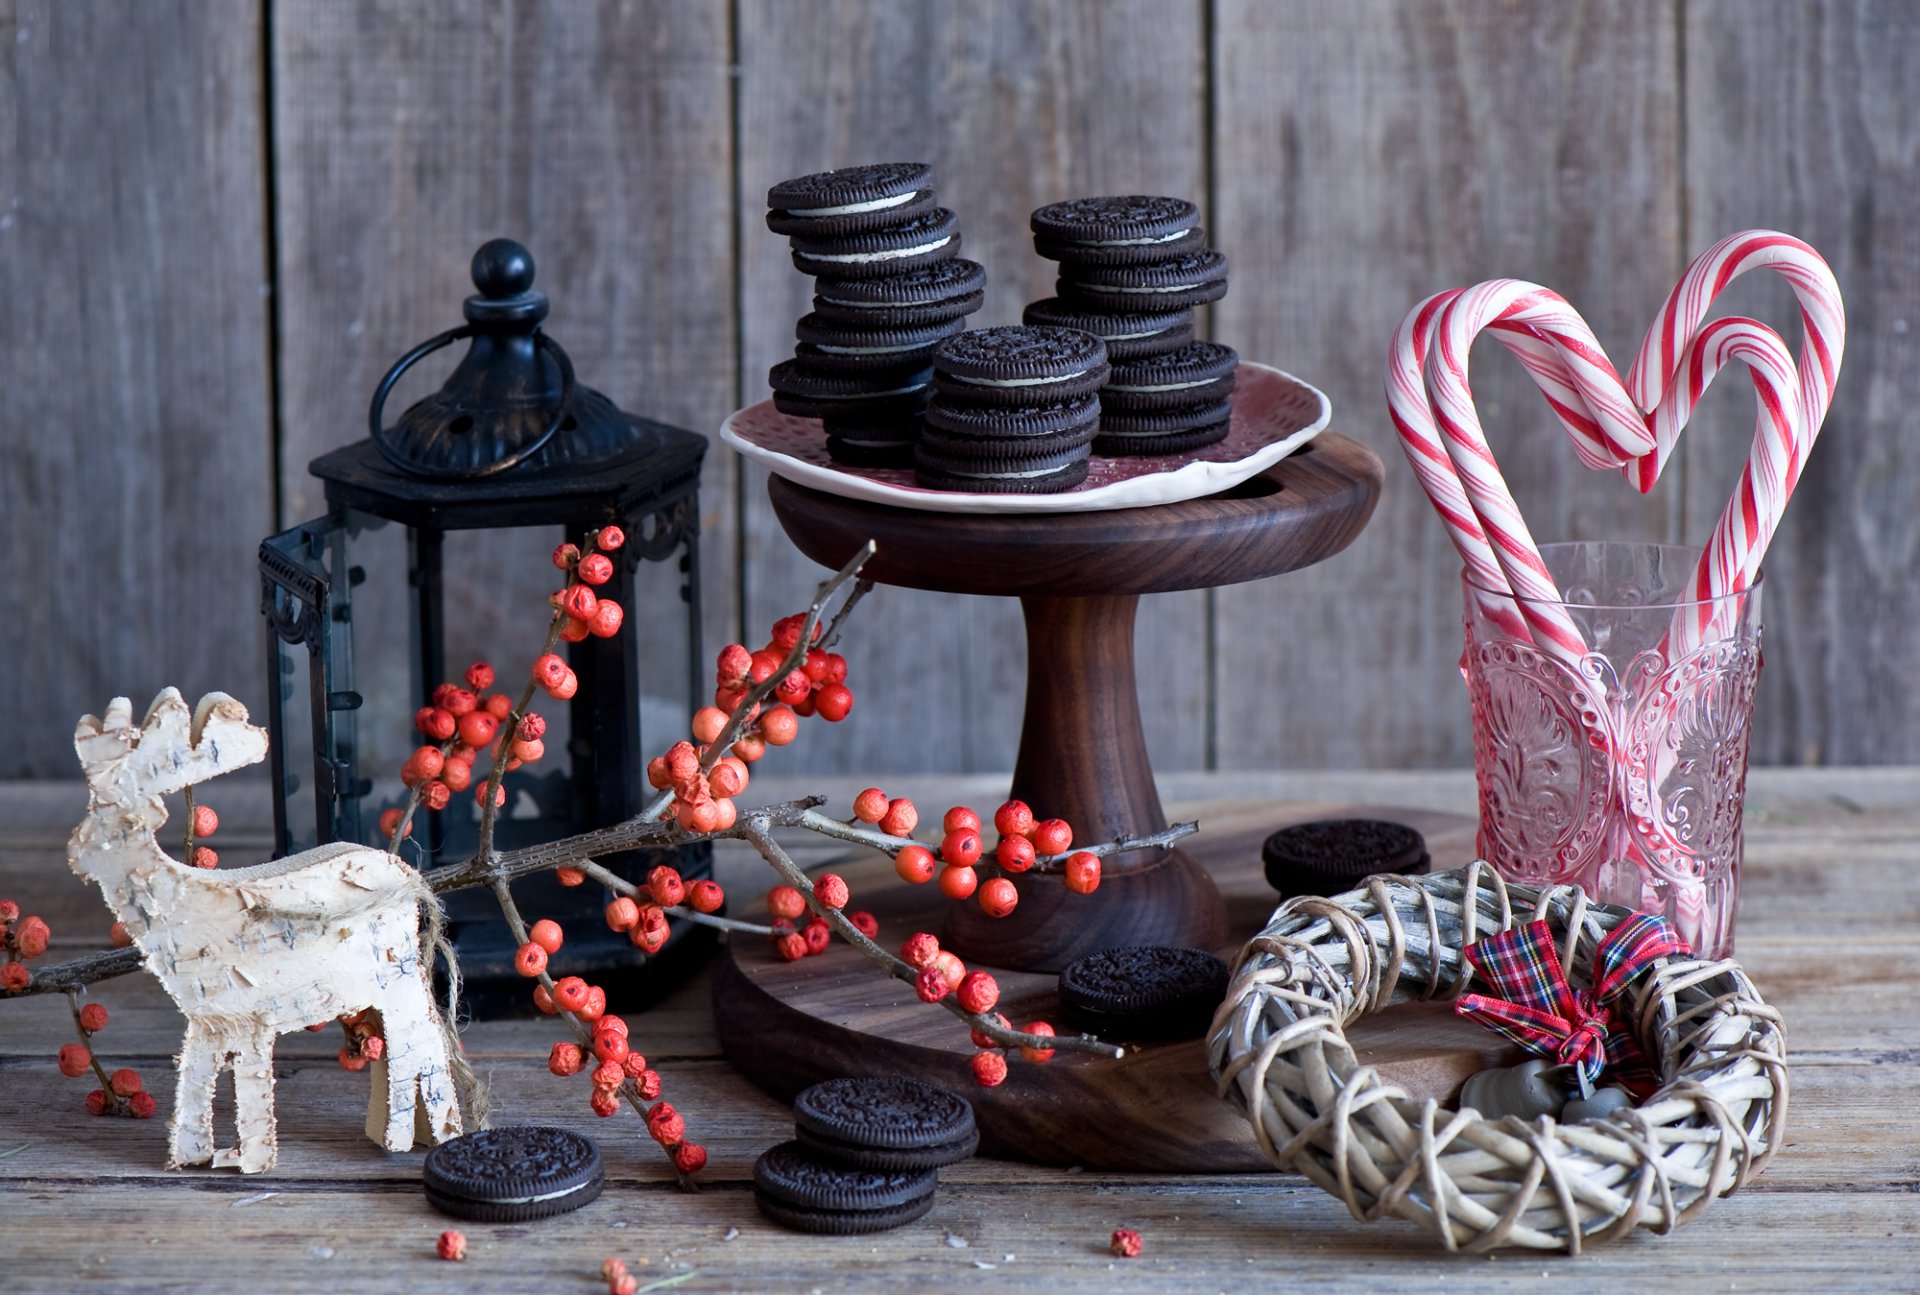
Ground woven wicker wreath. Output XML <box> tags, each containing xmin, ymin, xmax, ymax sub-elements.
<box><xmin>1208</xmin><ymin>862</ymin><xmax>1787</xmax><ymax>1253</ymax></box>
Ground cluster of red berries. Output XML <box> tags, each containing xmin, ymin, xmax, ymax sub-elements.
<box><xmin>184</xmin><ymin>802</ymin><xmax>221</xmax><ymax>869</ymax></box>
<box><xmin>0</xmin><ymin>900</ymin><xmax>48</xmax><ymax>992</ymax></box>
<box><xmin>898</xmin><ymin>929</ymin><xmax>1055</xmax><ymax>1087</ymax></box>
<box><xmin>330</xmin><ymin>1008</ymin><xmax>386</xmax><ymax>1073</ymax></box>
<box><xmin>645</xmin><ymin>613</ymin><xmax>854</xmax><ymax>834</ymax></box>
<box><xmin>55</xmin><ymin>999</ymin><xmax>154</xmax><ymax>1118</ymax></box>
<box><xmin>876</xmin><ymin>796</ymin><xmax>1103</xmax><ymax>918</ymax></box>
<box><xmin>601</xmin><ymin>1256</ymin><xmax>642</xmax><ymax>1295</ymax></box>
<box><xmin>380</xmin><ymin>659</ymin><xmax>547</xmax><ymax>840</ymax></box>
<box><xmin>548</xmin><ymin>528</ymin><xmax>628</xmax><ymax>643</ymax></box>
<box><xmin>518</xmin><ymin>899</ymin><xmax>706</xmax><ymax>1175</ymax></box>
<box><xmin>764</xmin><ymin>878</ymin><xmax>878</xmax><ymax>963</ymax></box>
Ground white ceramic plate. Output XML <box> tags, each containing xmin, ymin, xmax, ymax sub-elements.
<box><xmin>719</xmin><ymin>361</ymin><xmax>1331</xmax><ymax>514</ymax></box>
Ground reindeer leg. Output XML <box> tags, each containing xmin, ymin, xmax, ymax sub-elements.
<box><xmin>167</xmin><ymin>1019</ymin><xmax>219</xmax><ymax>1169</ymax></box>
<box><xmin>367</xmin><ymin>1003</ymin><xmax>417</xmax><ymax>1153</ymax></box>
<box><xmin>214</xmin><ymin>1027</ymin><xmax>278</xmax><ymax>1174</ymax></box>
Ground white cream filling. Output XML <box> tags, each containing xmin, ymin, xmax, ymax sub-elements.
<box><xmin>1101</xmin><ymin>327</ymin><xmax>1168</xmax><ymax>340</ymax></box>
<box><xmin>814</xmin><ymin>340</ymin><xmax>929</xmax><ymax>354</ymax></box>
<box><xmin>837</xmin><ymin>382</ymin><xmax>927</xmax><ymax>399</ymax></box>
<box><xmin>835</xmin><ymin>437</ymin><xmax>914</xmax><ymax>446</ymax></box>
<box><xmin>807</xmin><ymin>235</ymin><xmax>952</xmax><ymax>264</ymax></box>
<box><xmin>1107</xmin><ymin>377</ymin><xmax>1215</xmax><ymax>392</ymax></box>
<box><xmin>788</xmin><ymin>192</ymin><xmax>918</xmax><ymax>217</ymax></box>
<box><xmin>949</xmin><ymin>367</ymin><xmax>1089</xmax><ymax>388</ymax></box>
<box><xmin>486</xmin><ymin>1182</ymin><xmax>593</xmax><ymax>1206</ymax></box>
<box><xmin>1079</xmin><ymin>230</ymin><xmax>1192</xmax><ymax>246</ymax></box>
<box><xmin>1100</xmin><ymin>281</ymin><xmax>1207</xmax><ymax>294</ymax></box>
<box><xmin>944</xmin><ymin>461</ymin><xmax>1072</xmax><ymax>480</ymax></box>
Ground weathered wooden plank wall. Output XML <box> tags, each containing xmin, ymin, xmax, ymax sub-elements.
<box><xmin>3</xmin><ymin>0</ymin><xmax>1915</xmax><ymax>778</ymax></box>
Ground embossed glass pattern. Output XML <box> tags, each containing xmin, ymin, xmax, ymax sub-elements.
<box><xmin>1462</xmin><ymin>542</ymin><xmax>1761</xmax><ymax>958</ymax></box>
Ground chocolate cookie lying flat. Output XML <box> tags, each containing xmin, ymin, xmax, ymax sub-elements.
<box><xmin>1057</xmin><ymin>945</ymin><xmax>1230</xmax><ymax>1042</ymax></box>
<box><xmin>423</xmin><ymin>1126</ymin><xmax>604</xmax><ymax>1222</ymax></box>
<box><xmin>793</xmin><ymin>1075</ymin><xmax>979</xmax><ymax>1172</ymax></box>
<box><xmin>753</xmin><ymin>1140</ymin><xmax>938</xmax><ymax>1235</ymax></box>
<box><xmin>1261</xmin><ymin>818</ymin><xmax>1432</xmax><ymax>898</ymax></box>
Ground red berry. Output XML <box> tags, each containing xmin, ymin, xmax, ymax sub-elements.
<box><xmin>774</xmin><ymin>670</ymin><xmax>812</xmax><ymax>705</ymax></box>
<box><xmin>422</xmin><ymin>780</ymin><xmax>452</xmax><ymax>812</ymax></box>
<box><xmin>533</xmin><ymin>653</ymin><xmax>569</xmax><ymax>691</ymax></box>
<box><xmin>621</xmin><ymin>1051</ymin><xmax>649</xmax><ymax>1079</ymax></box>
<box><xmin>747</xmin><ymin>649</ymin><xmax>784</xmax><ymax>685</ymax></box>
<box><xmin>940</xmin><ymin>828</ymin><xmax>983</xmax><ymax>868</ymax></box>
<box><xmin>759</xmin><ymin>706</ymin><xmax>799</xmax><ymax>745</ymax></box>
<box><xmin>552</xmin><ymin>977</ymin><xmax>589</xmax><ymax>1013</ymax></box>
<box><xmin>942</xmin><ymin>806</ymin><xmax>981</xmax><ymax>835</ymax></box>
<box><xmin>191</xmin><ymin>847</ymin><xmax>218</xmax><ymax>869</ymax></box>
<box><xmin>442</xmin><ymin>687</ymin><xmax>478</xmax><ymax>718</ymax></box>
<box><xmin>528</xmin><ymin>919</ymin><xmax>564</xmax><ymax>954</ymax></box>
<box><xmin>629</xmin><ymin>906</ymin><xmax>671</xmax><ymax>955</ymax></box>
<box><xmin>549</xmin><ymin>668</ymin><xmax>580</xmax><ymax>700</ymax></box>
<box><xmin>592</xmin><ymin>1032</ymin><xmax>629</xmax><ymax>1066</ymax></box>
<box><xmin>555</xmin><ymin>866</ymin><xmax>586</xmax><ymax>887</ymax></box>
<box><xmin>588</xmin><ymin>600</ymin><xmax>625</xmax><ymax>638</ymax></box>
<box><xmin>672</xmin><ymin>1142</ymin><xmax>707</xmax><ymax>1175</ymax></box>
<box><xmin>578</xmin><ymin>985</ymin><xmax>607</xmax><ymax>1022</ymax></box>
<box><xmin>814</xmin><ymin>683</ymin><xmax>854</xmax><ymax>722</ymax></box>
<box><xmin>977</xmin><ymin>877</ymin><xmax>1019</xmax><ymax>919</ymax></box>
<box><xmin>769</xmin><ymin>613</ymin><xmax>815</xmax><ymax>652</ymax></box>
<box><xmin>821</xmin><ymin>652</ymin><xmax>848</xmax><ymax>684</ymax></box>
<box><xmin>709</xmin><ymin>757</ymin><xmax>748</xmax><ymax>798</ymax></box>
<box><xmin>604</xmin><ymin>897</ymin><xmax>640</xmax><ymax>932</ymax></box>
<box><xmin>993</xmin><ymin>800</ymin><xmax>1035</xmax><ymax>838</ymax></box>
<box><xmin>971</xmin><ymin>1012</ymin><xmax>1012</xmax><ymax>1049</ymax></box>
<box><xmin>633</xmin><ymin>1068</ymin><xmax>662</xmax><ymax>1100</ymax></box>
<box><xmin>519</xmin><ymin>712</ymin><xmax>547</xmax><ymax>741</ymax></box>
<box><xmin>691</xmin><ymin>707</ymin><xmax>729</xmax><ymax>744</ymax></box>
<box><xmin>108</xmin><ymin>922</ymin><xmax>132</xmax><ymax>949</ymax></box>
<box><xmin>0</xmin><ymin>900</ymin><xmax>17</xmax><ymax>923</ymax></box>
<box><xmin>971</xmin><ymin>1051</ymin><xmax>1009</xmax><ymax>1087</ymax></box>
<box><xmin>956</xmin><ymin>971</ymin><xmax>1000</xmax><ymax>1015</ymax></box>
<box><xmin>879</xmin><ymin>798</ymin><xmax>918</xmax><ymax>838</ymax></box>
<box><xmin>548</xmin><ymin>1042</ymin><xmax>585</xmax><ymax>1077</ymax></box>
<box><xmin>687</xmin><ymin>880</ymin><xmax>725</xmax><ymax>913</ymax></box>
<box><xmin>1031</xmin><ymin>819</ymin><xmax>1074</xmax><ymax>856</ymax></box>
<box><xmin>853</xmin><ymin>788</ymin><xmax>890</xmax><ymax>823</ymax></box>
<box><xmin>128</xmin><ymin>1090</ymin><xmax>157</xmax><ymax>1119</ymax></box>
<box><xmin>108</xmin><ymin>1068</ymin><xmax>142</xmax><ymax>1097</ymax></box>
<box><xmin>465</xmin><ymin>661</ymin><xmax>495</xmax><ymax>692</ymax></box>
<box><xmin>589</xmin><ymin>1088</ymin><xmax>621</xmax><ymax>1118</ymax></box>
<box><xmin>850</xmin><ymin>911</ymin><xmax>878</xmax><ymax>939</ymax></box>
<box><xmin>1110</xmin><ymin>1228</ymin><xmax>1143</xmax><ymax>1258</ymax></box>
<box><xmin>1064</xmin><ymin>852</ymin><xmax>1102</xmax><ymax>895</ymax></box>
<box><xmin>894</xmin><ymin>845</ymin><xmax>936</xmax><ymax>885</ymax></box>
<box><xmin>513</xmin><ymin>942</ymin><xmax>548</xmax><ymax>977</ymax></box>
<box><xmin>767</xmin><ymin>886</ymin><xmax>806</xmax><ymax>920</ymax></box>
<box><xmin>937</xmin><ymin>865</ymin><xmax>978</xmax><ymax>901</ymax></box>
<box><xmin>775</xmin><ymin>932</ymin><xmax>807</xmax><ymax>962</ymax></box>
<box><xmin>814</xmin><ymin>873</ymin><xmax>850</xmax><ymax>910</ymax></box>
<box><xmin>1019</xmin><ymin>1021</ymin><xmax>1057</xmax><ymax>1064</ymax></box>
<box><xmin>577</xmin><ymin>552</ymin><xmax>614</xmax><ymax>586</ymax></box>
<box><xmin>647</xmin><ymin>1101</ymin><xmax>686</xmax><ymax>1147</ymax></box>
<box><xmin>559</xmin><ymin>616</ymin><xmax>592</xmax><ymax>643</ymax></box>
<box><xmin>646</xmin><ymin>756</ymin><xmax>673</xmax><ymax>789</ymax></box>
<box><xmin>509</xmin><ymin>736</ymin><xmax>545</xmax><ymax>763</ymax></box>
<box><xmin>596</xmin><ymin>525</ymin><xmax>625</xmax><ymax>551</ymax></box>
<box><xmin>484</xmin><ymin>692</ymin><xmax>513</xmax><ymax>721</ymax></box>
<box><xmin>560</xmin><ymin>584</ymin><xmax>598</xmax><ymax>622</ymax></box>
<box><xmin>532</xmin><ymin>984</ymin><xmax>557</xmax><ymax>1014</ymax></box>
<box><xmin>731</xmin><ymin>734</ymin><xmax>765</xmax><ymax>762</ymax></box>
<box><xmin>58</xmin><ymin>1043</ymin><xmax>91</xmax><ymax>1077</ymax></box>
<box><xmin>457</xmin><ymin>711</ymin><xmax>498</xmax><ymax>749</ymax></box>
<box><xmin>932</xmin><ymin>951</ymin><xmax>967</xmax><ymax>989</ymax></box>
<box><xmin>438</xmin><ymin>758</ymin><xmax>473</xmax><ymax>792</ymax></box>
<box><xmin>84</xmin><ymin>1088</ymin><xmax>110</xmax><ymax>1116</ymax></box>
<box><xmin>78</xmin><ymin>1003</ymin><xmax>108</xmax><ymax>1033</ymax></box>
<box><xmin>915</xmin><ymin>967</ymin><xmax>952</xmax><ymax>1003</ymax></box>
<box><xmin>408</xmin><ymin>746</ymin><xmax>446</xmax><ymax>780</ymax></box>
<box><xmin>475</xmin><ymin>782</ymin><xmax>507</xmax><ymax>809</ymax></box>
<box><xmin>802</xmin><ymin>919</ymin><xmax>831</xmax><ymax>955</ymax></box>
<box><xmin>190</xmin><ymin>804</ymin><xmax>219</xmax><ymax>838</ymax></box>
<box><xmin>437</xmin><ymin>1230</ymin><xmax>468</xmax><ymax>1262</ymax></box>
<box><xmin>716</xmin><ymin>643</ymin><xmax>753</xmax><ymax>685</ymax></box>
<box><xmin>553</xmin><ymin>542</ymin><xmax>581</xmax><ymax>570</ymax></box>
<box><xmin>595</xmin><ymin>1014</ymin><xmax>630</xmax><ymax>1039</ymax></box>
<box><xmin>995</xmin><ymin>835</ymin><xmax>1036</xmax><ymax>873</ymax></box>
<box><xmin>899</xmin><ymin>933</ymin><xmax>940</xmax><ymax>969</ymax></box>
<box><xmin>648</xmin><ymin>866</ymin><xmax>686</xmax><ymax>908</ymax></box>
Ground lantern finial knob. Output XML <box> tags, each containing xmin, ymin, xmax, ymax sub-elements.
<box><xmin>471</xmin><ymin>238</ymin><xmax>536</xmax><ymax>298</ymax></box>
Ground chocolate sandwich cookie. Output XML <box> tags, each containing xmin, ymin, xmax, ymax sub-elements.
<box><xmin>924</xmin><ymin>394</ymin><xmax>1101</xmax><ymax>443</ymax></box>
<box><xmin>793</xmin><ymin>312</ymin><xmax>966</xmax><ymax>374</ymax></box>
<box><xmin>1057</xmin><ymin>946</ymin><xmax>1230</xmax><ymax>1042</ymax></box>
<box><xmin>791</xmin><ymin>208</ymin><xmax>960</xmax><ymax>280</ymax></box>
<box><xmin>1094</xmin><ymin>397</ymin><xmax>1233</xmax><ymax>456</ymax></box>
<box><xmin>812</xmin><ymin>259</ymin><xmax>987</xmax><ymax>328</ymax></box>
<box><xmin>766</xmin><ymin>162</ymin><xmax>939</xmax><ymax>237</ymax></box>
<box><xmin>1101</xmin><ymin>341</ymin><xmax>1239</xmax><ymax>412</ymax></box>
<box><xmin>793</xmin><ymin>1076</ymin><xmax>979</xmax><ymax>1172</ymax></box>
<box><xmin>1022</xmin><ymin>297</ymin><xmax>1194</xmax><ymax>361</ymax></box>
<box><xmin>423</xmin><ymin>1126</ymin><xmax>604</xmax><ymax>1222</ymax></box>
<box><xmin>769</xmin><ymin>358</ymin><xmax>931</xmax><ymax>420</ymax></box>
<box><xmin>1261</xmin><ymin>819</ymin><xmax>1432</xmax><ymax>898</ymax></box>
<box><xmin>1030</xmin><ymin>195</ymin><xmax>1202</xmax><ymax>265</ymax></box>
<box><xmin>930</xmin><ymin>325</ymin><xmax>1110</xmax><ymax>407</ymax></box>
<box><xmin>913</xmin><ymin>446</ymin><xmax>1091</xmax><ymax>494</ymax></box>
<box><xmin>753</xmin><ymin>1140</ymin><xmax>938</xmax><ymax>1235</ymax></box>
<box><xmin>1059</xmin><ymin>248</ymin><xmax>1230</xmax><ymax>311</ymax></box>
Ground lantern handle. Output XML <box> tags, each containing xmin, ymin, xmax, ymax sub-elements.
<box><xmin>367</xmin><ymin>325</ymin><xmax>578</xmax><ymax>479</ymax></box>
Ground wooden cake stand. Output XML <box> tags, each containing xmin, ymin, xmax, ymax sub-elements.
<box><xmin>713</xmin><ymin>434</ymin><xmax>1502</xmax><ymax>1171</ymax></box>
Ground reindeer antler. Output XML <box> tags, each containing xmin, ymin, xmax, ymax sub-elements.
<box><xmin>73</xmin><ymin>689</ymin><xmax>269</xmax><ymax>795</ymax></box>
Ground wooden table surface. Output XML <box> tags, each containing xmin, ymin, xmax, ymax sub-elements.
<box><xmin>3</xmin><ymin>769</ymin><xmax>1917</xmax><ymax>1293</ymax></box>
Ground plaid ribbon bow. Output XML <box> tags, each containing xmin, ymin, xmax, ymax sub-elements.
<box><xmin>1455</xmin><ymin>913</ymin><xmax>1691</xmax><ymax>1097</ymax></box>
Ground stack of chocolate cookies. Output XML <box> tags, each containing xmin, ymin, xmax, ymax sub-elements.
<box><xmin>914</xmin><ymin>325</ymin><xmax>1110</xmax><ymax>493</ymax></box>
<box><xmin>766</xmin><ymin>162</ymin><xmax>986</xmax><ymax>466</ymax></box>
<box><xmin>1024</xmin><ymin>195</ymin><xmax>1239</xmax><ymax>456</ymax></box>
<box><xmin>753</xmin><ymin>1076</ymin><xmax>978</xmax><ymax>1234</ymax></box>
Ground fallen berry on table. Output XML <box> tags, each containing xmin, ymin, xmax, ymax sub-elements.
<box><xmin>1110</xmin><ymin>1227</ymin><xmax>1143</xmax><ymax>1258</ymax></box>
<box><xmin>437</xmin><ymin>1230</ymin><xmax>467</xmax><ymax>1262</ymax></box>
<box><xmin>775</xmin><ymin>932</ymin><xmax>808</xmax><ymax>962</ymax></box>
<box><xmin>971</xmin><ymin>1051</ymin><xmax>1009</xmax><ymax>1087</ymax></box>
<box><xmin>602</xmin><ymin>1257</ymin><xmax>629</xmax><ymax>1284</ymax></box>
<box><xmin>802</xmin><ymin>919</ymin><xmax>831</xmax><ymax>955</ymax></box>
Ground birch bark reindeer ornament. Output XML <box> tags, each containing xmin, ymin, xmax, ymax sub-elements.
<box><xmin>66</xmin><ymin>688</ymin><xmax>471</xmax><ymax>1172</ymax></box>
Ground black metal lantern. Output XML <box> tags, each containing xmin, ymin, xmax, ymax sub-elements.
<box><xmin>259</xmin><ymin>238</ymin><xmax>711</xmax><ymax>1013</ymax></box>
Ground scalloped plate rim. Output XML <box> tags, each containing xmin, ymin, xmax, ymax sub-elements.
<box><xmin>718</xmin><ymin>361</ymin><xmax>1332</xmax><ymax>514</ymax></box>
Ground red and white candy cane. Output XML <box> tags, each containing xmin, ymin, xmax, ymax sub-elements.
<box><xmin>1627</xmin><ymin>230</ymin><xmax>1845</xmax><ymax>495</ymax></box>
